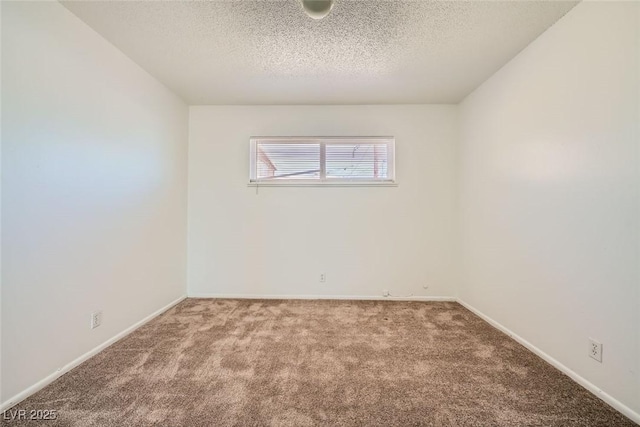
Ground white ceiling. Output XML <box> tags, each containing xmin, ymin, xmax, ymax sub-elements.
<box><xmin>61</xmin><ymin>0</ymin><xmax>578</xmax><ymax>105</ymax></box>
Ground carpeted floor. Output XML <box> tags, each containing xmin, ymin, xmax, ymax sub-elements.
<box><xmin>2</xmin><ymin>299</ymin><xmax>635</xmax><ymax>426</ymax></box>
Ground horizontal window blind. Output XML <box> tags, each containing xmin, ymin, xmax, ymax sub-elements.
<box><xmin>250</xmin><ymin>137</ymin><xmax>395</xmax><ymax>184</ymax></box>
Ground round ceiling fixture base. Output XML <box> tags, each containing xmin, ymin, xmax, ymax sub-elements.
<box><xmin>301</xmin><ymin>0</ymin><xmax>334</xmax><ymax>20</ymax></box>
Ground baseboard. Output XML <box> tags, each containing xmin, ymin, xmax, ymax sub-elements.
<box><xmin>1</xmin><ymin>295</ymin><xmax>186</xmax><ymax>413</ymax></box>
<box><xmin>6</xmin><ymin>295</ymin><xmax>635</xmax><ymax>423</ymax></box>
<box><xmin>188</xmin><ymin>293</ymin><xmax>456</xmax><ymax>302</ymax></box>
<box><xmin>456</xmin><ymin>298</ymin><xmax>640</xmax><ymax>425</ymax></box>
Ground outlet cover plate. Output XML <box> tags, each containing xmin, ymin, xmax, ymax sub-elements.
<box><xmin>589</xmin><ymin>338</ymin><xmax>602</xmax><ymax>363</ymax></box>
<box><xmin>91</xmin><ymin>311</ymin><xmax>102</xmax><ymax>329</ymax></box>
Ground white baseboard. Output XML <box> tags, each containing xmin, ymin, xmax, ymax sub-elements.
<box><xmin>1</xmin><ymin>295</ymin><xmax>186</xmax><ymax>413</ymax></box>
<box><xmin>456</xmin><ymin>298</ymin><xmax>640</xmax><ymax>425</ymax></box>
<box><xmin>4</xmin><ymin>294</ymin><xmax>637</xmax><ymax>424</ymax></box>
<box><xmin>188</xmin><ymin>293</ymin><xmax>456</xmax><ymax>302</ymax></box>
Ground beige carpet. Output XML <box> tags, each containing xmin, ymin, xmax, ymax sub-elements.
<box><xmin>3</xmin><ymin>299</ymin><xmax>635</xmax><ymax>426</ymax></box>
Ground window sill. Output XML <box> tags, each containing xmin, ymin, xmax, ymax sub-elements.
<box><xmin>247</xmin><ymin>181</ymin><xmax>398</xmax><ymax>188</ymax></box>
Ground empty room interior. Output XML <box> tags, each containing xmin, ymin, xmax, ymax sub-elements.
<box><xmin>1</xmin><ymin>0</ymin><xmax>639</xmax><ymax>425</ymax></box>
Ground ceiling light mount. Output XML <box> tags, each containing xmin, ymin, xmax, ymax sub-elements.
<box><xmin>301</xmin><ymin>0</ymin><xmax>334</xmax><ymax>20</ymax></box>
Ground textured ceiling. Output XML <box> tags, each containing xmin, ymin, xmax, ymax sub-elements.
<box><xmin>61</xmin><ymin>0</ymin><xmax>578</xmax><ymax>104</ymax></box>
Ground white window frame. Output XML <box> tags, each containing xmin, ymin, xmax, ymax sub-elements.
<box><xmin>249</xmin><ymin>136</ymin><xmax>396</xmax><ymax>187</ymax></box>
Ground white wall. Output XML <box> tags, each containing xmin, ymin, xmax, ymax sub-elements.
<box><xmin>458</xmin><ymin>1</ymin><xmax>639</xmax><ymax>416</ymax></box>
<box><xmin>188</xmin><ymin>105</ymin><xmax>457</xmax><ymax>299</ymax></box>
<box><xmin>0</xmin><ymin>0</ymin><xmax>3</xmax><ymax>407</ymax></box>
<box><xmin>1</xmin><ymin>2</ymin><xmax>188</xmax><ymax>404</ymax></box>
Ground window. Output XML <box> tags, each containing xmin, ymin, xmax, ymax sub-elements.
<box><xmin>250</xmin><ymin>137</ymin><xmax>395</xmax><ymax>185</ymax></box>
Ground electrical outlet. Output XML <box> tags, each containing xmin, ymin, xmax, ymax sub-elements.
<box><xmin>90</xmin><ymin>311</ymin><xmax>102</xmax><ymax>329</ymax></box>
<box><xmin>320</xmin><ymin>273</ymin><xmax>326</xmax><ymax>283</ymax></box>
<box><xmin>383</xmin><ymin>290</ymin><xmax>390</xmax><ymax>297</ymax></box>
<box><xmin>589</xmin><ymin>338</ymin><xmax>602</xmax><ymax>362</ymax></box>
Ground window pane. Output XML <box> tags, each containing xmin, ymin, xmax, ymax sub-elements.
<box><xmin>257</xmin><ymin>143</ymin><xmax>320</xmax><ymax>180</ymax></box>
<box><xmin>325</xmin><ymin>143</ymin><xmax>388</xmax><ymax>179</ymax></box>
